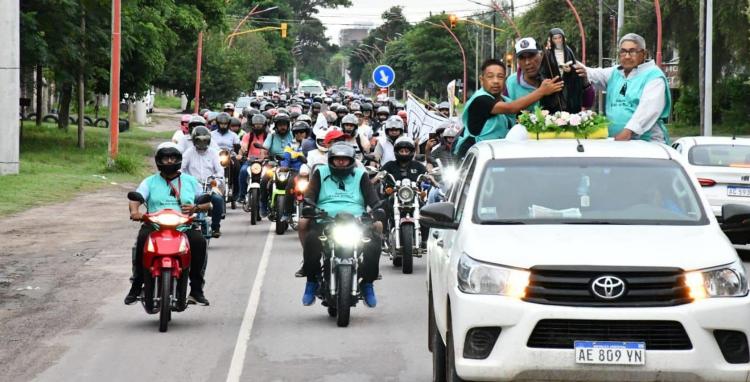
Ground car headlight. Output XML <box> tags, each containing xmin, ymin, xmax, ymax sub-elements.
<box><xmin>685</xmin><ymin>260</ymin><xmax>748</xmax><ymax>299</ymax></box>
<box><xmin>457</xmin><ymin>254</ymin><xmax>530</xmax><ymax>297</ymax></box>
<box><xmin>397</xmin><ymin>187</ymin><xmax>415</xmax><ymax>202</ymax></box>
<box><xmin>331</xmin><ymin>223</ymin><xmax>362</xmax><ymax>247</ymax></box>
<box><xmin>250</xmin><ymin>163</ymin><xmax>262</xmax><ymax>175</ymax></box>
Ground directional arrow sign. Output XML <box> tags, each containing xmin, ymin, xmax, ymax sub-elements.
<box><xmin>372</xmin><ymin>65</ymin><xmax>395</xmax><ymax>88</ymax></box>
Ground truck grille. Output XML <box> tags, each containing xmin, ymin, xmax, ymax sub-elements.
<box><xmin>527</xmin><ymin>319</ymin><xmax>692</xmax><ymax>350</ymax></box>
<box><xmin>523</xmin><ymin>266</ymin><xmax>691</xmax><ymax>307</ymax></box>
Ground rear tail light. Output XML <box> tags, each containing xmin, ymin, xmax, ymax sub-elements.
<box><xmin>698</xmin><ymin>178</ymin><xmax>716</xmax><ymax>187</ymax></box>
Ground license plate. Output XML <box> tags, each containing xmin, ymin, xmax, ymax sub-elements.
<box><xmin>574</xmin><ymin>341</ymin><xmax>645</xmax><ymax>365</ymax></box>
<box><xmin>728</xmin><ymin>185</ymin><xmax>750</xmax><ymax>197</ymax></box>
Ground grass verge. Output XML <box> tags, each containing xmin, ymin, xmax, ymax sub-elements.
<box><xmin>668</xmin><ymin>123</ymin><xmax>750</xmax><ymax>140</ymax></box>
<box><xmin>155</xmin><ymin>94</ymin><xmax>183</xmax><ymax>110</ymax></box>
<box><xmin>0</xmin><ymin>122</ymin><xmax>172</xmax><ymax>216</ymax></box>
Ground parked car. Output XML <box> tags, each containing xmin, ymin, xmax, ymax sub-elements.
<box><xmin>423</xmin><ymin>139</ymin><xmax>750</xmax><ymax>382</ymax></box>
<box><xmin>672</xmin><ymin>136</ymin><xmax>750</xmax><ymax>217</ymax></box>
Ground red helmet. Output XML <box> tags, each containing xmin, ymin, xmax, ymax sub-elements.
<box><xmin>323</xmin><ymin>129</ymin><xmax>345</xmax><ymax>146</ymax></box>
<box><xmin>180</xmin><ymin>114</ymin><xmax>191</xmax><ymax>134</ymax></box>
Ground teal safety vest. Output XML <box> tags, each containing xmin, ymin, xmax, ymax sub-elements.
<box><xmin>505</xmin><ymin>71</ymin><xmax>540</xmax><ymax>111</ymax></box>
<box><xmin>605</xmin><ymin>63</ymin><xmax>672</xmax><ymax>143</ymax></box>
<box><xmin>455</xmin><ymin>88</ymin><xmax>512</xmax><ymax>155</ymax></box>
<box><xmin>142</xmin><ymin>173</ymin><xmax>200</xmax><ymax>213</ymax></box>
<box><xmin>317</xmin><ymin>165</ymin><xmax>366</xmax><ymax>218</ymax></box>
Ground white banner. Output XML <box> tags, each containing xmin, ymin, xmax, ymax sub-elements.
<box><xmin>405</xmin><ymin>92</ymin><xmax>449</xmax><ymax>144</ymax></box>
<box><xmin>447</xmin><ymin>80</ymin><xmax>456</xmax><ymax>118</ymax></box>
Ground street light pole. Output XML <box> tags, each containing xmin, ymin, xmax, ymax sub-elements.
<box><xmin>193</xmin><ymin>31</ymin><xmax>203</xmax><ymax>114</ymax></box>
<box><xmin>654</xmin><ymin>0</ymin><xmax>663</xmax><ymax>67</ymax></box>
<box><xmin>704</xmin><ymin>0</ymin><xmax>713</xmax><ymax>136</ymax></box>
<box><xmin>565</xmin><ymin>0</ymin><xmax>586</xmax><ymax>65</ymax></box>
<box><xmin>436</xmin><ymin>20</ymin><xmax>467</xmax><ymax>104</ymax></box>
<box><xmin>108</xmin><ymin>0</ymin><xmax>121</xmax><ymax>164</ymax></box>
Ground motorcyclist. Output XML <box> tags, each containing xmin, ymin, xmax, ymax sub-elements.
<box><xmin>280</xmin><ymin>121</ymin><xmax>311</xmax><ymax>221</ymax></box>
<box><xmin>373</xmin><ymin>105</ymin><xmax>391</xmax><ymax>135</ymax></box>
<box><xmin>310</xmin><ymin>101</ymin><xmax>322</xmax><ymax>122</ymax></box>
<box><xmin>181</xmin><ymin>127</ymin><xmax>225</xmax><ymax>238</ymax></box>
<box><xmin>437</xmin><ymin>101</ymin><xmax>451</xmax><ymax>118</ymax></box>
<box><xmin>223</xmin><ymin>102</ymin><xmax>235</xmax><ymax>117</ymax></box>
<box><xmin>425</xmin><ymin>122</ymin><xmax>459</xmax><ymax>169</ymax></box>
<box><xmin>297</xmin><ymin>115</ymin><xmax>318</xmax><ymax>155</ymax></box>
<box><xmin>237</xmin><ymin>114</ymin><xmax>269</xmax><ymax>203</ymax></box>
<box><xmin>335</xmin><ymin>105</ymin><xmax>349</xmax><ymax>126</ymax></box>
<box><xmin>212</xmin><ymin>112</ymin><xmax>241</xmax><ymax>202</ymax></box>
<box><xmin>299</xmin><ymin>143</ymin><xmax>383</xmax><ymax>307</ymax></box>
<box><xmin>229</xmin><ymin>117</ymin><xmax>244</xmax><ymax>139</ymax></box>
<box><xmin>373</xmin><ymin>115</ymin><xmax>405</xmax><ymax>166</ymax></box>
<box><xmin>172</xmin><ymin>114</ymin><xmax>192</xmax><ymax>144</ymax></box>
<box><xmin>341</xmin><ymin>113</ymin><xmax>371</xmax><ymax>161</ymax></box>
<box><xmin>177</xmin><ymin>115</ymin><xmax>219</xmax><ymax>153</ymax></box>
<box><xmin>306</xmin><ymin>127</ymin><xmax>332</xmax><ymax>170</ymax></box>
<box><xmin>259</xmin><ymin>113</ymin><xmax>293</xmax><ymax>216</ymax></box>
<box><xmin>325</xmin><ymin>110</ymin><xmax>338</xmax><ymax>128</ymax></box>
<box><xmin>380</xmin><ymin>136</ymin><xmax>429</xmax><ymax>248</ymax></box>
<box><xmin>125</xmin><ymin>142</ymin><xmax>210</xmax><ymax>306</ymax></box>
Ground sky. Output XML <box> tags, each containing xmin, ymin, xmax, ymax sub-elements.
<box><xmin>316</xmin><ymin>0</ymin><xmax>536</xmax><ymax>45</ymax></box>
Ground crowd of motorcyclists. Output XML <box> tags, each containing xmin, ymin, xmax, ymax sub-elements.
<box><xmin>126</xmin><ymin>90</ymin><xmax>461</xmax><ymax>326</ymax></box>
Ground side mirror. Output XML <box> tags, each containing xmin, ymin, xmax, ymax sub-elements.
<box><xmin>721</xmin><ymin>204</ymin><xmax>750</xmax><ymax>245</ymax></box>
<box><xmin>195</xmin><ymin>193</ymin><xmax>212</xmax><ymax>205</ymax></box>
<box><xmin>127</xmin><ymin>191</ymin><xmax>145</xmax><ymax>203</ymax></box>
<box><xmin>420</xmin><ymin>202</ymin><xmax>459</xmax><ymax>230</ymax></box>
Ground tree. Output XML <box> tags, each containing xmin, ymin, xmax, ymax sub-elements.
<box><xmin>348</xmin><ymin>6</ymin><xmax>410</xmax><ymax>87</ymax></box>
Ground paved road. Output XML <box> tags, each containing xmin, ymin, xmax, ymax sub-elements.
<box><xmin>30</xmin><ymin>207</ymin><xmax>431</xmax><ymax>382</ymax></box>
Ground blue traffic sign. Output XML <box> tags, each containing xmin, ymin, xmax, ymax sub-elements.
<box><xmin>372</xmin><ymin>65</ymin><xmax>395</xmax><ymax>88</ymax></box>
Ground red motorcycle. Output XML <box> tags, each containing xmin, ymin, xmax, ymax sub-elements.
<box><xmin>128</xmin><ymin>191</ymin><xmax>208</xmax><ymax>332</ymax></box>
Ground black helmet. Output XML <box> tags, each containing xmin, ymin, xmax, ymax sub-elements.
<box><xmin>274</xmin><ymin>113</ymin><xmax>290</xmax><ymax>130</ymax></box>
<box><xmin>312</xmin><ymin>101</ymin><xmax>322</xmax><ymax>111</ymax></box>
<box><xmin>250</xmin><ymin>100</ymin><xmax>261</xmax><ymax>109</ymax></box>
<box><xmin>216</xmin><ymin>112</ymin><xmax>231</xmax><ymax>132</ymax></box>
<box><xmin>290</xmin><ymin>111</ymin><xmax>301</xmax><ymax>120</ymax></box>
<box><xmin>191</xmin><ymin>126</ymin><xmax>212</xmax><ymax>151</ymax></box>
<box><xmin>313</xmin><ymin>96</ymin><xmax>323</xmax><ymax>103</ymax></box>
<box><xmin>328</xmin><ymin>142</ymin><xmax>356</xmax><ymax>178</ymax></box>
<box><xmin>336</xmin><ymin>105</ymin><xmax>349</xmax><ymax>115</ymax></box>
<box><xmin>292</xmin><ymin>120</ymin><xmax>310</xmax><ymax>134</ymax></box>
<box><xmin>361</xmin><ymin>103</ymin><xmax>373</xmax><ymax>112</ymax></box>
<box><xmin>155</xmin><ymin>142</ymin><xmax>182</xmax><ymax>175</ymax></box>
<box><xmin>393</xmin><ymin>136</ymin><xmax>415</xmax><ymax>163</ymax></box>
<box><xmin>243</xmin><ymin>107</ymin><xmax>259</xmax><ymax>119</ymax></box>
<box><xmin>229</xmin><ymin>117</ymin><xmax>241</xmax><ymax>129</ymax></box>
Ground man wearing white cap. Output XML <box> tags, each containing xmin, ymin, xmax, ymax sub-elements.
<box><xmin>505</xmin><ymin>37</ymin><xmax>549</xmax><ymax>112</ymax></box>
<box><xmin>575</xmin><ymin>33</ymin><xmax>671</xmax><ymax>143</ymax></box>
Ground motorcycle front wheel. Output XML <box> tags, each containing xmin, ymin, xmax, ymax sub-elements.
<box><xmin>400</xmin><ymin>224</ymin><xmax>414</xmax><ymax>274</ymax></box>
<box><xmin>275</xmin><ymin>195</ymin><xmax>287</xmax><ymax>235</ymax></box>
<box><xmin>336</xmin><ymin>266</ymin><xmax>353</xmax><ymax>327</ymax></box>
<box><xmin>159</xmin><ymin>269</ymin><xmax>172</xmax><ymax>332</ymax></box>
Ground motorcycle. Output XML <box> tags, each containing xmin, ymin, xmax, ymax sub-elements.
<box><xmin>381</xmin><ymin>172</ymin><xmax>426</xmax><ymax>274</ymax></box>
<box><xmin>243</xmin><ymin>157</ymin><xmax>270</xmax><ymax>225</ymax></box>
<box><xmin>197</xmin><ymin>176</ymin><xmax>223</xmax><ymax>242</ymax></box>
<box><xmin>218</xmin><ymin>149</ymin><xmax>236</xmax><ymax>210</ymax></box>
<box><xmin>268</xmin><ymin>161</ymin><xmax>291</xmax><ymax>235</ymax></box>
<box><xmin>303</xmin><ymin>202</ymin><xmax>378</xmax><ymax>327</ymax></box>
<box><xmin>127</xmin><ymin>191</ymin><xmax>210</xmax><ymax>332</ymax></box>
<box><xmin>290</xmin><ymin>164</ymin><xmax>311</xmax><ymax>231</ymax></box>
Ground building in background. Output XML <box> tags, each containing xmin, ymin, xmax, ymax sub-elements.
<box><xmin>339</xmin><ymin>24</ymin><xmax>372</xmax><ymax>47</ymax></box>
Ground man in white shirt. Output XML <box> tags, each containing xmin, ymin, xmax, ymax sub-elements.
<box><xmin>181</xmin><ymin>126</ymin><xmax>225</xmax><ymax>238</ymax></box>
<box><xmin>575</xmin><ymin>33</ymin><xmax>672</xmax><ymax>143</ymax></box>
<box><xmin>373</xmin><ymin>115</ymin><xmax>405</xmax><ymax>166</ymax></box>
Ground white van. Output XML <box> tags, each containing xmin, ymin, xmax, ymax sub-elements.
<box><xmin>254</xmin><ymin>76</ymin><xmax>281</xmax><ymax>96</ymax></box>
<box><xmin>297</xmin><ymin>79</ymin><xmax>324</xmax><ymax>96</ymax></box>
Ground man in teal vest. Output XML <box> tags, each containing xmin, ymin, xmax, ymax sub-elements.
<box><xmin>125</xmin><ymin>142</ymin><xmax>212</xmax><ymax>307</ymax></box>
<box><xmin>575</xmin><ymin>33</ymin><xmax>672</xmax><ymax>143</ymax></box>
<box><xmin>454</xmin><ymin>57</ymin><xmax>563</xmax><ymax>157</ymax></box>
<box><xmin>298</xmin><ymin>143</ymin><xmax>384</xmax><ymax>307</ymax></box>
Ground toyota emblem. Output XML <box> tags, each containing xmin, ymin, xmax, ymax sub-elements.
<box><xmin>591</xmin><ymin>276</ymin><xmax>626</xmax><ymax>300</ymax></box>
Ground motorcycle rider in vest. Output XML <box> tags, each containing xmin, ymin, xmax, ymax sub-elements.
<box><xmin>381</xmin><ymin>136</ymin><xmax>429</xmax><ymax>248</ymax></box>
<box><xmin>125</xmin><ymin>142</ymin><xmax>210</xmax><ymax>307</ymax></box>
<box><xmin>280</xmin><ymin>121</ymin><xmax>310</xmax><ymax>222</ymax></box>
<box><xmin>455</xmin><ymin>56</ymin><xmax>564</xmax><ymax>157</ymax></box>
<box><xmin>181</xmin><ymin>126</ymin><xmax>225</xmax><ymax>238</ymax></box>
<box><xmin>574</xmin><ymin>33</ymin><xmax>672</xmax><ymax>144</ymax></box>
<box><xmin>374</xmin><ymin>115</ymin><xmax>405</xmax><ymax>166</ymax></box>
<box><xmin>298</xmin><ymin>143</ymin><xmax>383</xmax><ymax>308</ymax></box>
<box><xmin>260</xmin><ymin>113</ymin><xmax>293</xmax><ymax>217</ymax></box>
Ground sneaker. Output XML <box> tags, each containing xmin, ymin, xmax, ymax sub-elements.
<box><xmin>124</xmin><ymin>284</ymin><xmax>141</xmax><ymax>305</ymax></box>
<box><xmin>302</xmin><ymin>282</ymin><xmax>318</xmax><ymax>306</ymax></box>
<box><xmin>212</xmin><ymin>229</ymin><xmax>222</xmax><ymax>238</ymax></box>
<box><xmin>188</xmin><ymin>293</ymin><xmax>210</xmax><ymax>306</ymax></box>
<box><xmin>294</xmin><ymin>266</ymin><xmax>306</xmax><ymax>278</ymax></box>
<box><xmin>260</xmin><ymin>203</ymin><xmax>269</xmax><ymax>218</ymax></box>
<box><xmin>362</xmin><ymin>283</ymin><xmax>377</xmax><ymax>308</ymax></box>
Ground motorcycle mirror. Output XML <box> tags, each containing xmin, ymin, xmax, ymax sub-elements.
<box><xmin>195</xmin><ymin>193</ymin><xmax>211</xmax><ymax>205</ymax></box>
<box><xmin>127</xmin><ymin>191</ymin><xmax>145</xmax><ymax>203</ymax></box>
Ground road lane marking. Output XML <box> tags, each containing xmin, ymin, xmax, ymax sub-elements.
<box><xmin>226</xmin><ymin>224</ymin><xmax>275</xmax><ymax>382</ymax></box>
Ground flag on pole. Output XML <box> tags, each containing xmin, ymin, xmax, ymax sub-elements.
<box><xmin>405</xmin><ymin>92</ymin><xmax>449</xmax><ymax>144</ymax></box>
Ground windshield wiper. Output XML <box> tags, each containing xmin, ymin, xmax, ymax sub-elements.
<box><xmin>480</xmin><ymin>220</ymin><xmax>526</xmax><ymax>225</ymax></box>
<box><xmin>562</xmin><ymin>220</ymin><xmax>625</xmax><ymax>225</ymax></box>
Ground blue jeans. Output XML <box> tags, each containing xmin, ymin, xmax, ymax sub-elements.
<box><xmin>238</xmin><ymin>162</ymin><xmax>250</xmax><ymax>201</ymax></box>
<box><xmin>210</xmin><ymin>193</ymin><xmax>224</xmax><ymax>230</ymax></box>
<box><xmin>427</xmin><ymin>186</ymin><xmax>444</xmax><ymax>204</ymax></box>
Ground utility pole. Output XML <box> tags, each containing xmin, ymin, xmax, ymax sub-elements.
<box><xmin>699</xmin><ymin>0</ymin><xmax>705</xmax><ymax>135</ymax></box>
<box><xmin>193</xmin><ymin>31</ymin><xmax>203</xmax><ymax>114</ymax></box>
<box><xmin>475</xmin><ymin>27</ymin><xmax>479</xmax><ymax>91</ymax></box>
<box><xmin>617</xmin><ymin>0</ymin><xmax>624</xmax><ymax>41</ymax></box>
<box><xmin>0</xmin><ymin>0</ymin><xmax>20</xmax><ymax>175</ymax></box>
<box><xmin>491</xmin><ymin>13</ymin><xmax>496</xmax><ymax>58</ymax></box>
<box><xmin>108</xmin><ymin>0</ymin><xmax>122</xmax><ymax>165</ymax></box>
<box><xmin>704</xmin><ymin>0</ymin><xmax>713</xmax><ymax>136</ymax></box>
<box><xmin>598</xmin><ymin>0</ymin><xmax>604</xmax><ymax>113</ymax></box>
<box><xmin>78</xmin><ymin>8</ymin><xmax>85</xmax><ymax>149</ymax></box>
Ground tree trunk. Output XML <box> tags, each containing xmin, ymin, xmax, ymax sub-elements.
<box><xmin>36</xmin><ymin>65</ymin><xmax>43</xmax><ymax>127</ymax></box>
<box><xmin>699</xmin><ymin>0</ymin><xmax>705</xmax><ymax>134</ymax></box>
<box><xmin>57</xmin><ymin>82</ymin><xmax>73</xmax><ymax>130</ymax></box>
<box><xmin>78</xmin><ymin>9</ymin><xmax>85</xmax><ymax>148</ymax></box>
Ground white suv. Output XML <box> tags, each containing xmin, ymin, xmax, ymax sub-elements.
<box><xmin>422</xmin><ymin>139</ymin><xmax>750</xmax><ymax>381</ymax></box>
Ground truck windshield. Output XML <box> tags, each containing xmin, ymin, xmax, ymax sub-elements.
<box><xmin>474</xmin><ymin>158</ymin><xmax>708</xmax><ymax>225</ymax></box>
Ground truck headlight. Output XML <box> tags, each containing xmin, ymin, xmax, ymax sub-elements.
<box><xmin>331</xmin><ymin>223</ymin><xmax>362</xmax><ymax>247</ymax></box>
<box><xmin>685</xmin><ymin>260</ymin><xmax>748</xmax><ymax>299</ymax></box>
<box><xmin>457</xmin><ymin>254</ymin><xmax>530</xmax><ymax>297</ymax></box>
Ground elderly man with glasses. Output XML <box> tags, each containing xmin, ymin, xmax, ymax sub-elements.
<box><xmin>576</xmin><ymin>33</ymin><xmax>672</xmax><ymax>143</ymax></box>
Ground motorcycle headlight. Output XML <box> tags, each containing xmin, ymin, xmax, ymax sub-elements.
<box><xmin>150</xmin><ymin>211</ymin><xmax>190</xmax><ymax>228</ymax></box>
<box><xmin>457</xmin><ymin>254</ymin><xmax>530</xmax><ymax>297</ymax></box>
<box><xmin>331</xmin><ymin>223</ymin><xmax>362</xmax><ymax>247</ymax></box>
<box><xmin>685</xmin><ymin>260</ymin><xmax>748</xmax><ymax>299</ymax></box>
<box><xmin>219</xmin><ymin>152</ymin><xmax>230</xmax><ymax>167</ymax></box>
<box><xmin>277</xmin><ymin>171</ymin><xmax>289</xmax><ymax>182</ymax></box>
<box><xmin>296</xmin><ymin>179</ymin><xmax>309</xmax><ymax>192</ymax></box>
<box><xmin>397</xmin><ymin>187</ymin><xmax>415</xmax><ymax>202</ymax></box>
<box><xmin>250</xmin><ymin>163</ymin><xmax>262</xmax><ymax>175</ymax></box>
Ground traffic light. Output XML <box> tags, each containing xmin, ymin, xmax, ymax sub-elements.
<box><xmin>448</xmin><ymin>14</ymin><xmax>458</xmax><ymax>29</ymax></box>
<box><xmin>280</xmin><ymin>23</ymin><xmax>287</xmax><ymax>38</ymax></box>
